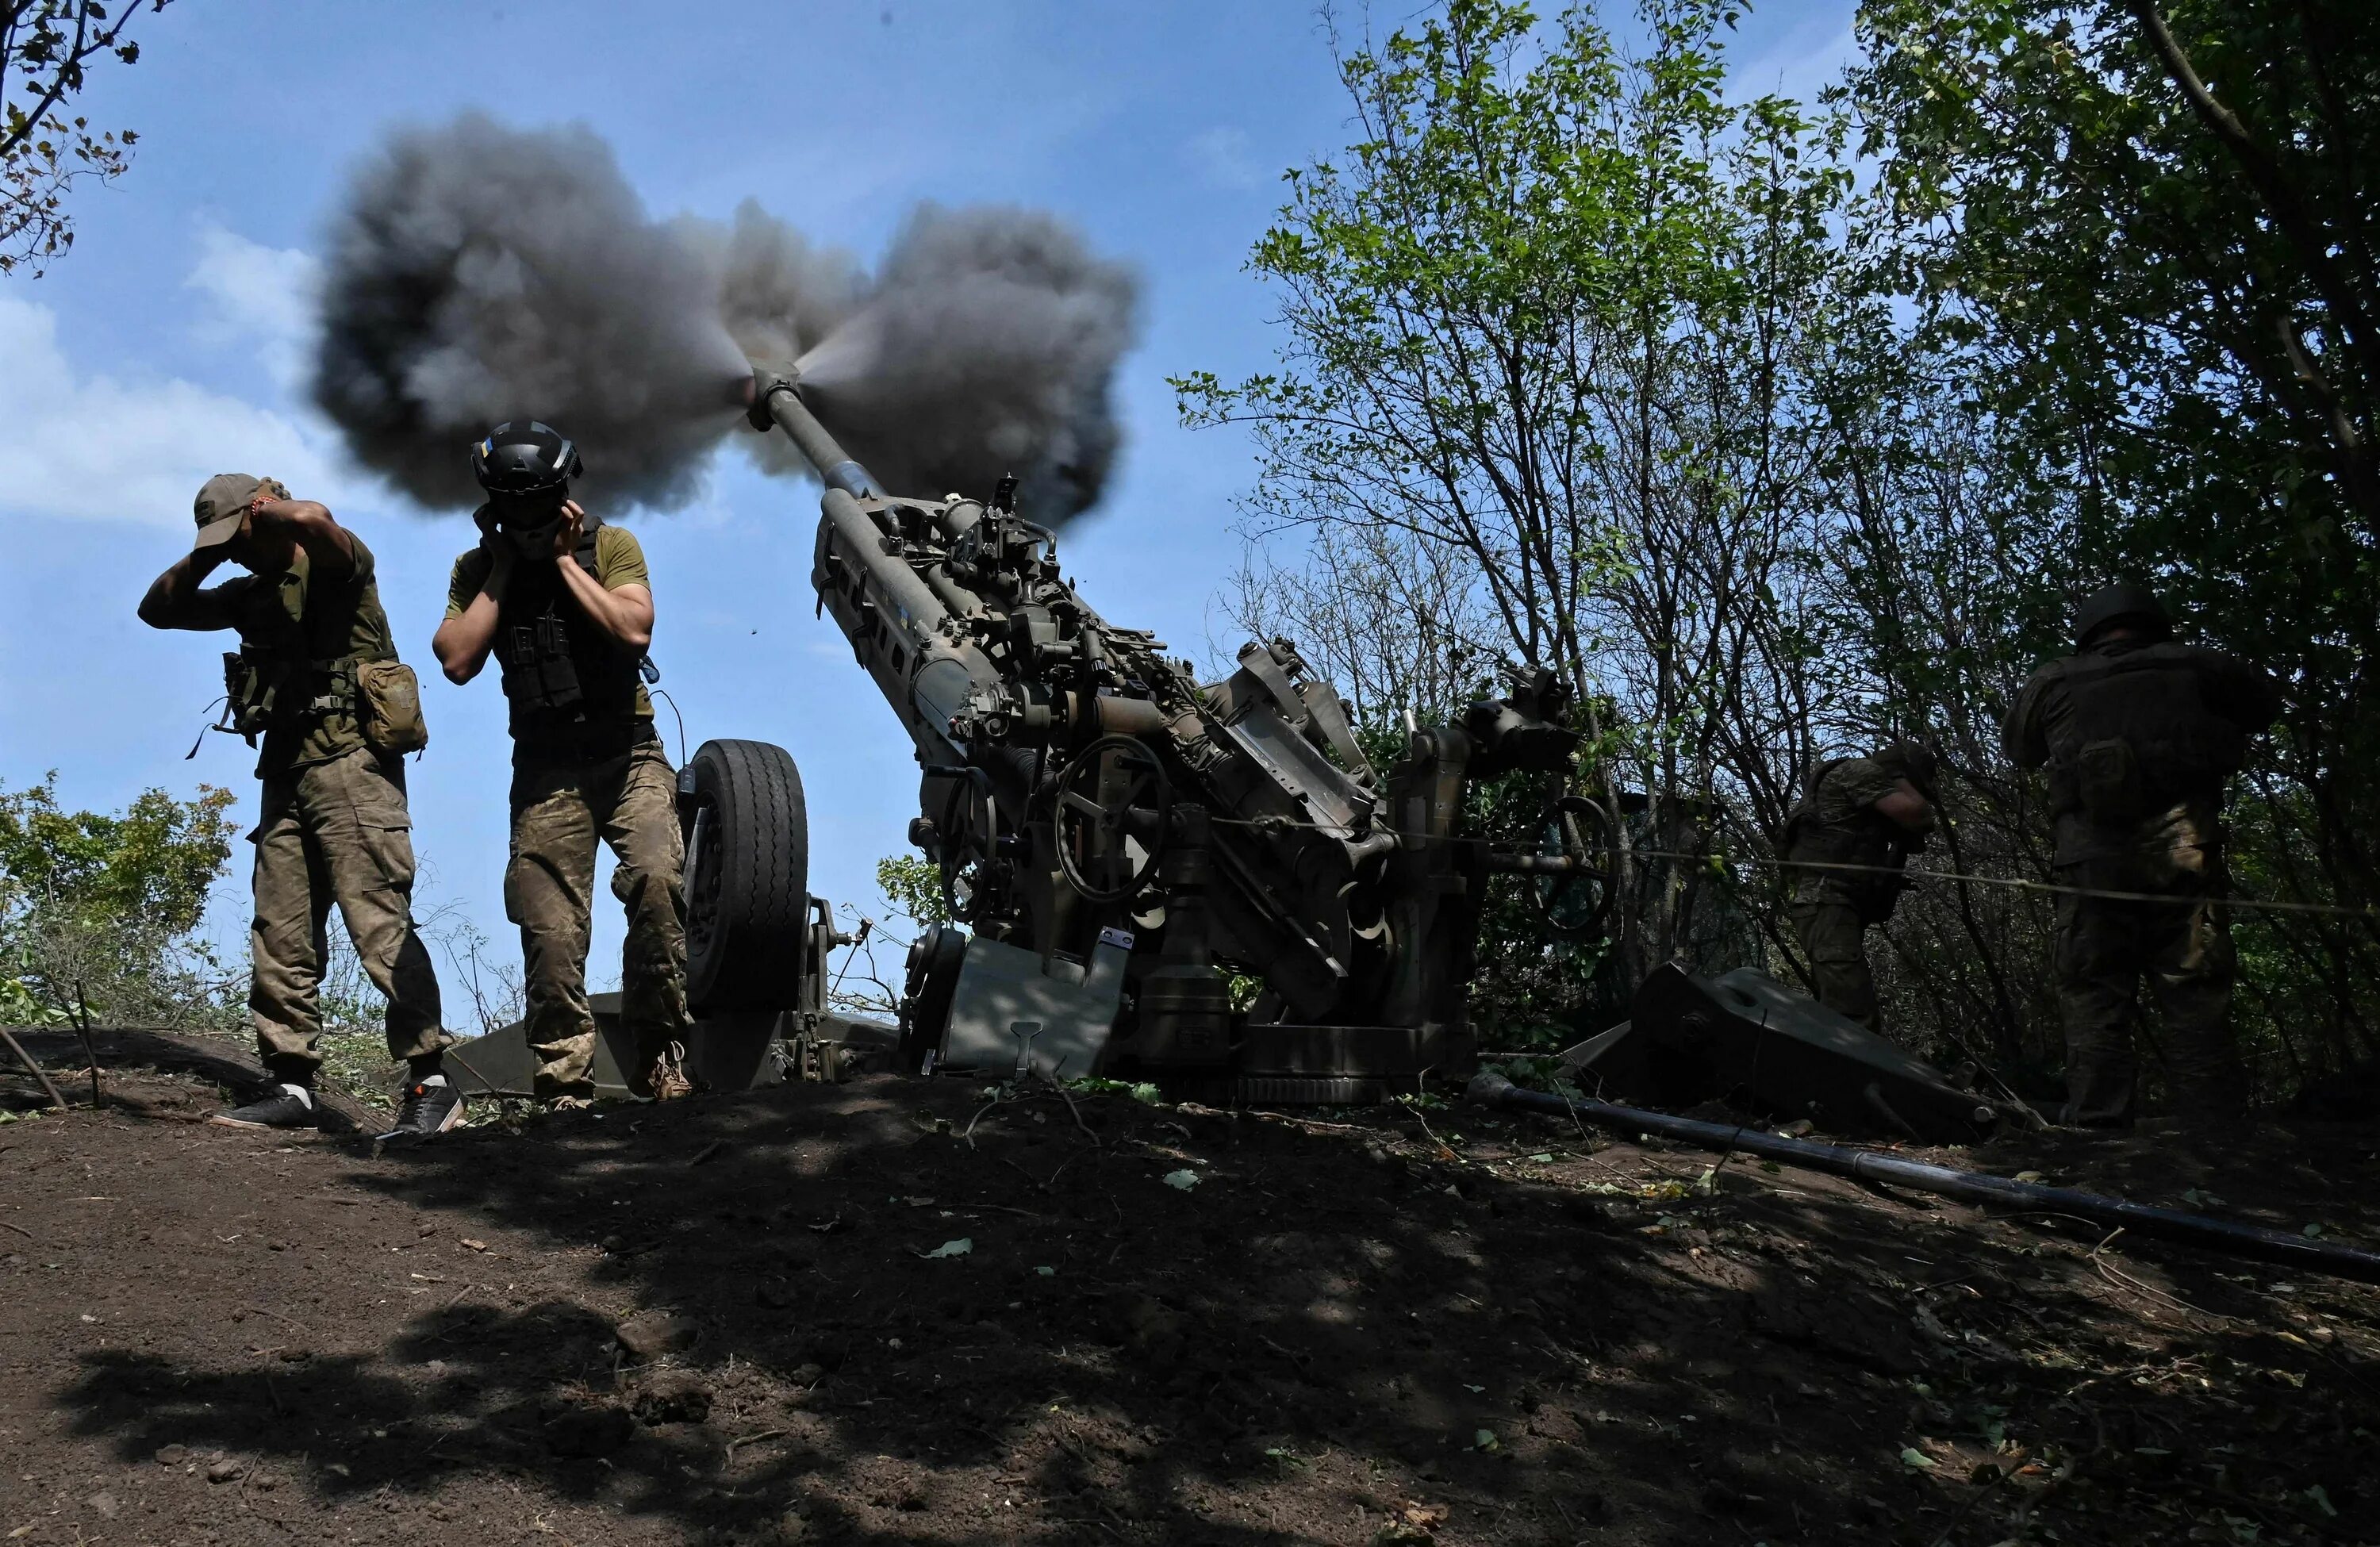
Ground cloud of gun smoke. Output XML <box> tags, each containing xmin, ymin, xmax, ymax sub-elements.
<box><xmin>312</xmin><ymin>114</ymin><xmax>1139</xmax><ymax>522</ymax></box>
<box><xmin>762</xmin><ymin>205</ymin><xmax>1137</xmax><ymax>520</ymax></box>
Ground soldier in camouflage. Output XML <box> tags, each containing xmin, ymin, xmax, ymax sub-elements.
<box><xmin>431</xmin><ymin>423</ymin><xmax>693</xmax><ymax>1107</ymax></box>
<box><xmin>2004</xmin><ymin>583</ymin><xmax>2282</xmax><ymax>1130</ymax></box>
<box><xmin>139</xmin><ymin>475</ymin><xmax>460</xmax><ymax>1138</ymax></box>
<box><xmin>1780</xmin><ymin>742</ymin><xmax>1940</xmax><ymax>1034</ymax></box>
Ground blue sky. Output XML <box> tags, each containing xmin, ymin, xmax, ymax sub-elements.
<box><xmin>0</xmin><ymin>0</ymin><xmax>1856</xmax><ymax>999</ymax></box>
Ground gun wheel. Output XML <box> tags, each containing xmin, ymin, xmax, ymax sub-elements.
<box><xmin>679</xmin><ymin>739</ymin><xmax>811</xmax><ymax>1013</ymax></box>
<box><xmin>1052</xmin><ymin>734</ymin><xmax>1173</xmax><ymax>905</ymax></box>
<box><xmin>1525</xmin><ymin>794</ymin><xmax>1618</xmax><ymax>942</ymax></box>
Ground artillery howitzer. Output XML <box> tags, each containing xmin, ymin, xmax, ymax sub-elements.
<box><xmin>453</xmin><ymin>369</ymin><xmax>2005</xmax><ymax>1128</ymax></box>
<box><xmin>654</xmin><ymin>367</ymin><xmax>1616</xmax><ymax>1104</ymax></box>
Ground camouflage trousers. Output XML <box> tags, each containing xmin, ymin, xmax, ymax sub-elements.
<box><xmin>2053</xmin><ymin>860</ymin><xmax>2241</xmax><ymax>1130</ymax></box>
<box><xmin>250</xmin><ymin>747</ymin><xmax>450</xmax><ymax>1081</ymax></box>
<box><xmin>505</xmin><ymin>735</ymin><xmax>693</xmax><ymax>1098</ymax></box>
<box><xmin>1787</xmin><ymin>891</ymin><xmax>1881</xmax><ymax>1032</ymax></box>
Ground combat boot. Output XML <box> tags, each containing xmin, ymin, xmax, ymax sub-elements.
<box><xmin>642</xmin><ymin>1042</ymin><xmax>693</xmax><ymax>1103</ymax></box>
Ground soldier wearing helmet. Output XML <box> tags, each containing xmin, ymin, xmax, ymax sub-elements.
<box><xmin>2002</xmin><ymin>582</ymin><xmax>2282</xmax><ymax>1129</ymax></box>
<box><xmin>431</xmin><ymin>423</ymin><xmax>694</xmax><ymax>1107</ymax></box>
<box><xmin>1779</xmin><ymin>740</ymin><xmax>1940</xmax><ymax>1033</ymax></box>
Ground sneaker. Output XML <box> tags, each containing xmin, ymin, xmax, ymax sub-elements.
<box><xmin>210</xmin><ymin>1084</ymin><xmax>320</xmax><ymax>1130</ymax></box>
<box><xmin>379</xmin><ymin>1075</ymin><xmax>465</xmax><ymax>1142</ymax></box>
<box><xmin>643</xmin><ymin>1042</ymin><xmax>693</xmax><ymax>1103</ymax></box>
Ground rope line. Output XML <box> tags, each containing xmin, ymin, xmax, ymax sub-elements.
<box><xmin>1203</xmin><ymin>812</ymin><xmax>2379</xmax><ymax>919</ymax></box>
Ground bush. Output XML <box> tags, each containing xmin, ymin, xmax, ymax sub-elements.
<box><xmin>0</xmin><ymin>774</ymin><xmax>242</xmax><ymax>1030</ymax></box>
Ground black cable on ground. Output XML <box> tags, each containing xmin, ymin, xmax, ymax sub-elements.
<box><xmin>1468</xmin><ymin>1070</ymin><xmax>2380</xmax><ymax>1287</ymax></box>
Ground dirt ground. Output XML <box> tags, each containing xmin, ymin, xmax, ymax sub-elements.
<box><xmin>2</xmin><ymin>1033</ymin><xmax>2377</xmax><ymax>1547</ymax></box>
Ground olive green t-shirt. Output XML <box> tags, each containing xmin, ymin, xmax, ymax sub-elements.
<box><xmin>220</xmin><ymin>536</ymin><xmax>398</xmax><ymax>775</ymax></box>
<box><xmin>445</xmin><ymin>523</ymin><xmax>655</xmax><ymax>723</ymax></box>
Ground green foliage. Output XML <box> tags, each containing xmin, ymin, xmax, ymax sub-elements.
<box><xmin>0</xmin><ymin>973</ymin><xmax>64</xmax><ymax>1026</ymax></box>
<box><xmin>1063</xmin><ymin>1076</ymin><xmax>1165</xmax><ymax>1104</ymax></box>
<box><xmin>875</xmin><ymin>852</ymin><xmax>950</xmax><ymax>929</ymax></box>
<box><xmin>1</xmin><ymin>2</ymin><xmax>170</xmax><ymax>275</ymax></box>
<box><xmin>1484</xmin><ymin>1053</ymin><xmax>1583</xmax><ymax>1098</ymax></box>
<box><xmin>1183</xmin><ymin>0</ymin><xmax>2380</xmax><ymax>1104</ymax></box>
<box><xmin>1845</xmin><ymin>0</ymin><xmax>2380</xmax><ymax>1091</ymax></box>
<box><xmin>0</xmin><ymin>772</ymin><xmax>240</xmax><ymax>1027</ymax></box>
<box><xmin>1180</xmin><ymin>0</ymin><xmax>1879</xmax><ymax>997</ymax></box>
<box><xmin>0</xmin><ymin>772</ymin><xmax>232</xmax><ymax>933</ymax></box>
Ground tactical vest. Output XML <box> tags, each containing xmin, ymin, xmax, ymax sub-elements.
<box><xmin>496</xmin><ymin>520</ymin><xmax>647</xmax><ymax>744</ymax></box>
<box><xmin>2039</xmin><ymin>643</ymin><xmax>2248</xmax><ymax>822</ymax></box>
<box><xmin>1782</xmin><ymin>758</ymin><xmax>1909</xmax><ymax>921</ymax></box>
<box><xmin>220</xmin><ymin>543</ymin><xmax>399</xmax><ymax>770</ymax></box>
<box><xmin>1782</xmin><ymin>760</ymin><xmax>1891</xmax><ymax>866</ymax></box>
<box><xmin>224</xmin><ymin>647</ymin><xmax>359</xmax><ymax>738</ymax></box>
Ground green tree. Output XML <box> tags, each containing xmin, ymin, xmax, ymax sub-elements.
<box><xmin>2</xmin><ymin>0</ymin><xmax>169</xmax><ymax>275</ymax></box>
<box><xmin>875</xmin><ymin>853</ymin><xmax>950</xmax><ymax>931</ymax></box>
<box><xmin>1850</xmin><ymin>0</ymin><xmax>2380</xmax><ymax>1089</ymax></box>
<box><xmin>0</xmin><ymin>773</ymin><xmax>239</xmax><ymax>1026</ymax></box>
<box><xmin>1177</xmin><ymin>0</ymin><xmax>1870</xmax><ymax>1009</ymax></box>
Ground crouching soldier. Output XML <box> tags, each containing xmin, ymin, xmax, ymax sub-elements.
<box><xmin>431</xmin><ymin>423</ymin><xmax>693</xmax><ymax>1108</ymax></box>
<box><xmin>139</xmin><ymin>476</ymin><xmax>460</xmax><ymax>1137</ymax></box>
<box><xmin>2004</xmin><ymin>583</ymin><xmax>2282</xmax><ymax>1129</ymax></box>
<box><xmin>1780</xmin><ymin>741</ymin><xmax>1939</xmax><ymax>1034</ymax></box>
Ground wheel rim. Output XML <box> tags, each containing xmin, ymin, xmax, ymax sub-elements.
<box><xmin>1052</xmin><ymin>735</ymin><xmax>1173</xmax><ymax>905</ymax></box>
<box><xmin>1526</xmin><ymin>794</ymin><xmax>1618</xmax><ymax>941</ymax></box>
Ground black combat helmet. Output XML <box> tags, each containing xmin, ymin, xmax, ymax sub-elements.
<box><xmin>470</xmin><ymin>421</ymin><xmax>582</xmax><ymax>497</ymax></box>
<box><xmin>2073</xmin><ymin>582</ymin><xmax>2171</xmax><ymax>647</ymax></box>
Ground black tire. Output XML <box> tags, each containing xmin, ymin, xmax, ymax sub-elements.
<box><xmin>680</xmin><ymin>739</ymin><xmax>809</xmax><ymax>1014</ymax></box>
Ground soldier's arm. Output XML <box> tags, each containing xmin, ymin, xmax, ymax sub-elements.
<box><xmin>1873</xmin><ymin>781</ymin><xmax>1937</xmax><ymax>835</ymax></box>
<box><xmin>2202</xmin><ymin>650</ymin><xmax>2284</xmax><ymax>733</ymax></box>
<box><xmin>136</xmin><ymin>548</ymin><xmax>237</xmax><ymax>631</ymax></box>
<box><xmin>249</xmin><ymin>498</ymin><xmax>356</xmax><ymax>575</ymax></box>
<box><xmin>2002</xmin><ymin>671</ymin><xmax>2052</xmax><ymax>769</ymax></box>
<box><xmin>432</xmin><ymin>546</ymin><xmax>513</xmax><ymax>685</ymax></box>
<box><xmin>552</xmin><ymin>503</ymin><xmax>654</xmax><ymax>652</ymax></box>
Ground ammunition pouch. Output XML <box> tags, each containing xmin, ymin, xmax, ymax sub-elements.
<box><xmin>357</xmin><ymin>659</ymin><xmax>429</xmax><ymax>755</ymax></box>
<box><xmin>2074</xmin><ymin>737</ymin><xmax>2144</xmax><ymax>823</ymax></box>
<box><xmin>498</xmin><ymin>612</ymin><xmax>585</xmax><ymax>716</ymax></box>
<box><xmin>222</xmin><ymin>650</ymin><xmax>282</xmax><ymax>739</ymax></box>
<box><xmin>222</xmin><ymin>650</ymin><xmax>363</xmax><ymax>740</ymax></box>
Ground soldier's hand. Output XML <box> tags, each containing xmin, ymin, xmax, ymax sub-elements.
<box><xmin>553</xmin><ymin>499</ymin><xmax>585</xmax><ymax>561</ymax></box>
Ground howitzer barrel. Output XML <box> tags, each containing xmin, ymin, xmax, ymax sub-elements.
<box><xmin>749</xmin><ymin>370</ymin><xmax>878</xmax><ymax>500</ymax></box>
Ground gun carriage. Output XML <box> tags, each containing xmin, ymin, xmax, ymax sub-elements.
<box><xmin>654</xmin><ymin>368</ymin><xmax>1620</xmax><ymax>1102</ymax></box>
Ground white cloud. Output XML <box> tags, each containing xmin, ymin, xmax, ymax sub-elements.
<box><xmin>1184</xmin><ymin>126</ymin><xmax>1265</xmax><ymax>192</ymax></box>
<box><xmin>185</xmin><ymin>221</ymin><xmax>321</xmax><ymax>393</ymax></box>
<box><xmin>0</xmin><ymin>294</ymin><xmax>339</xmax><ymax>531</ymax></box>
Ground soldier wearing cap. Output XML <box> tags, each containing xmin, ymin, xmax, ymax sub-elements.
<box><xmin>1779</xmin><ymin>741</ymin><xmax>1940</xmax><ymax>1032</ymax></box>
<box><xmin>431</xmin><ymin>422</ymin><xmax>693</xmax><ymax>1109</ymax></box>
<box><xmin>139</xmin><ymin>477</ymin><xmax>460</xmax><ymax>1138</ymax></box>
<box><xmin>2003</xmin><ymin>583</ymin><xmax>2282</xmax><ymax>1129</ymax></box>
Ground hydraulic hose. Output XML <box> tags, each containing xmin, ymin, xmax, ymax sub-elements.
<box><xmin>1468</xmin><ymin>1070</ymin><xmax>2380</xmax><ymax>1287</ymax></box>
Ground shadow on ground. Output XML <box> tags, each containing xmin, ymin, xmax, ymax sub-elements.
<box><xmin>13</xmin><ymin>1051</ymin><xmax>2380</xmax><ymax>1545</ymax></box>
